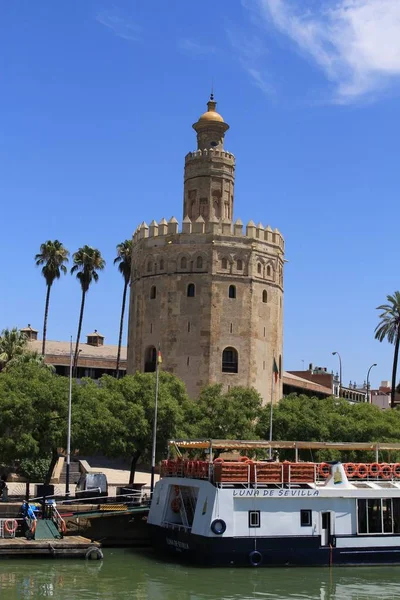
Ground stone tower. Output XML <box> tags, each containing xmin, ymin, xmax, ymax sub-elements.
<box><xmin>127</xmin><ymin>96</ymin><xmax>284</xmax><ymax>404</ymax></box>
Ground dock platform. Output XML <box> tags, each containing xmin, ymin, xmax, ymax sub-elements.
<box><xmin>0</xmin><ymin>536</ymin><xmax>103</xmax><ymax>559</ymax></box>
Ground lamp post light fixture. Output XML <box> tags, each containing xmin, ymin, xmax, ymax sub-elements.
<box><xmin>366</xmin><ymin>363</ymin><xmax>377</xmax><ymax>404</ymax></box>
<box><xmin>332</xmin><ymin>351</ymin><xmax>342</xmax><ymax>398</ymax></box>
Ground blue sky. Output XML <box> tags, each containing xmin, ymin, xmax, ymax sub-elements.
<box><xmin>1</xmin><ymin>0</ymin><xmax>400</xmax><ymax>389</ymax></box>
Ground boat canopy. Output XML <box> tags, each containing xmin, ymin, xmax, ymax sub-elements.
<box><xmin>168</xmin><ymin>439</ymin><xmax>400</xmax><ymax>452</ymax></box>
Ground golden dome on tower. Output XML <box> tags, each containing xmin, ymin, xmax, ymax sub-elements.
<box><xmin>197</xmin><ymin>94</ymin><xmax>225</xmax><ymax>123</ymax></box>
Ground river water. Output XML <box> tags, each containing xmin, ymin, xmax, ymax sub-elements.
<box><xmin>1</xmin><ymin>549</ymin><xmax>400</xmax><ymax>599</ymax></box>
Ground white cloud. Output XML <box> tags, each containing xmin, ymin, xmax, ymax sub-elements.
<box><xmin>96</xmin><ymin>10</ymin><xmax>139</xmax><ymax>42</ymax></box>
<box><xmin>255</xmin><ymin>0</ymin><xmax>400</xmax><ymax>102</ymax></box>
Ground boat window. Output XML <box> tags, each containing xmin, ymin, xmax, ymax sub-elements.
<box><xmin>300</xmin><ymin>510</ymin><xmax>312</xmax><ymax>527</ymax></box>
<box><xmin>383</xmin><ymin>498</ymin><xmax>393</xmax><ymax>533</ymax></box>
<box><xmin>248</xmin><ymin>511</ymin><xmax>260</xmax><ymax>528</ymax></box>
<box><xmin>357</xmin><ymin>499</ymin><xmax>368</xmax><ymax>534</ymax></box>
<box><xmin>368</xmin><ymin>499</ymin><xmax>382</xmax><ymax>533</ymax></box>
<box><xmin>393</xmin><ymin>499</ymin><xmax>400</xmax><ymax>533</ymax></box>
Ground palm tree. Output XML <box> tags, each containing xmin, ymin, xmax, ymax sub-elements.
<box><xmin>114</xmin><ymin>239</ymin><xmax>132</xmax><ymax>378</ymax></box>
<box><xmin>35</xmin><ymin>240</ymin><xmax>69</xmax><ymax>355</ymax></box>
<box><xmin>375</xmin><ymin>291</ymin><xmax>400</xmax><ymax>409</ymax></box>
<box><xmin>4</xmin><ymin>350</ymin><xmax>55</xmax><ymax>372</ymax></box>
<box><xmin>71</xmin><ymin>246</ymin><xmax>105</xmax><ymax>374</ymax></box>
<box><xmin>0</xmin><ymin>327</ymin><xmax>28</xmax><ymax>366</ymax></box>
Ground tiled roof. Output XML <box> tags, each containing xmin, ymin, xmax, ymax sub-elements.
<box><xmin>27</xmin><ymin>339</ymin><xmax>127</xmax><ymax>363</ymax></box>
<box><xmin>282</xmin><ymin>371</ymin><xmax>332</xmax><ymax>395</ymax></box>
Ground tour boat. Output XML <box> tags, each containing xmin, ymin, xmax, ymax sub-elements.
<box><xmin>148</xmin><ymin>439</ymin><xmax>400</xmax><ymax>567</ymax></box>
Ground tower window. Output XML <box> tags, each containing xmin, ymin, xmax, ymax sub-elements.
<box><xmin>257</xmin><ymin>263</ymin><xmax>262</xmax><ymax>275</ymax></box>
<box><xmin>187</xmin><ymin>357</ymin><xmax>190</xmax><ymax>366</ymax></box>
<box><xmin>160</xmin><ymin>259</ymin><xmax>164</xmax><ymax>270</ymax></box>
<box><xmin>230</xmin><ymin>323</ymin><xmax>233</xmax><ymax>333</ymax></box>
<box><xmin>150</xmin><ymin>286</ymin><xmax>157</xmax><ymax>300</ymax></box>
<box><xmin>188</xmin><ymin>321</ymin><xmax>191</xmax><ymax>333</ymax></box>
<box><xmin>266</xmin><ymin>265</ymin><xmax>271</xmax><ymax>277</ymax></box>
<box><xmin>196</xmin><ymin>256</ymin><xmax>203</xmax><ymax>269</ymax></box>
<box><xmin>222</xmin><ymin>347</ymin><xmax>238</xmax><ymax>373</ymax></box>
<box><xmin>187</xmin><ymin>283</ymin><xmax>195</xmax><ymax>297</ymax></box>
<box><xmin>237</xmin><ymin>259</ymin><xmax>243</xmax><ymax>271</ymax></box>
<box><xmin>229</xmin><ymin>285</ymin><xmax>236</xmax><ymax>299</ymax></box>
<box><xmin>144</xmin><ymin>346</ymin><xmax>156</xmax><ymax>372</ymax></box>
<box><xmin>210</xmin><ymin>141</ymin><xmax>217</xmax><ymax>147</ymax></box>
<box><xmin>181</xmin><ymin>257</ymin><xmax>187</xmax><ymax>269</ymax></box>
<box><xmin>147</xmin><ymin>261</ymin><xmax>153</xmax><ymax>273</ymax></box>
<box><xmin>222</xmin><ymin>258</ymin><xmax>228</xmax><ymax>269</ymax></box>
<box><xmin>262</xmin><ymin>290</ymin><xmax>267</xmax><ymax>303</ymax></box>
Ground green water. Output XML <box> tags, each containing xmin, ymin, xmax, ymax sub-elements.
<box><xmin>1</xmin><ymin>549</ymin><xmax>400</xmax><ymax>599</ymax></box>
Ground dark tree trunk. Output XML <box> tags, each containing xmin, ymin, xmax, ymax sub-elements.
<box><xmin>73</xmin><ymin>290</ymin><xmax>86</xmax><ymax>376</ymax></box>
<box><xmin>129</xmin><ymin>450</ymin><xmax>141</xmax><ymax>485</ymax></box>
<box><xmin>42</xmin><ymin>284</ymin><xmax>52</xmax><ymax>356</ymax></box>
<box><xmin>44</xmin><ymin>447</ymin><xmax>59</xmax><ymax>485</ymax></box>
<box><xmin>116</xmin><ymin>280</ymin><xmax>128</xmax><ymax>378</ymax></box>
<box><xmin>391</xmin><ymin>328</ymin><xmax>400</xmax><ymax>409</ymax></box>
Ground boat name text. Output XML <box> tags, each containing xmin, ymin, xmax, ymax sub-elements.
<box><xmin>233</xmin><ymin>489</ymin><xmax>320</xmax><ymax>498</ymax></box>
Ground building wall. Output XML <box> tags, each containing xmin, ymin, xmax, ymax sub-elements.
<box><xmin>127</xmin><ymin>221</ymin><xmax>284</xmax><ymax>403</ymax></box>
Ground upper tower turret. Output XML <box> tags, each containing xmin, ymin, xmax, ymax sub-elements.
<box><xmin>183</xmin><ymin>95</ymin><xmax>235</xmax><ymax>223</ymax></box>
<box><xmin>192</xmin><ymin>93</ymin><xmax>229</xmax><ymax>150</ymax></box>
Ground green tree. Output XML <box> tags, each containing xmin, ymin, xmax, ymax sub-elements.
<box><xmin>190</xmin><ymin>384</ymin><xmax>263</xmax><ymax>440</ymax></box>
<box><xmin>71</xmin><ymin>246</ymin><xmax>105</xmax><ymax>373</ymax></box>
<box><xmin>0</xmin><ymin>327</ymin><xmax>28</xmax><ymax>366</ymax></box>
<box><xmin>35</xmin><ymin>240</ymin><xmax>69</xmax><ymax>355</ymax></box>
<box><xmin>114</xmin><ymin>239</ymin><xmax>132</xmax><ymax>377</ymax></box>
<box><xmin>0</xmin><ymin>363</ymin><xmax>68</xmax><ymax>481</ymax></box>
<box><xmin>375</xmin><ymin>291</ymin><xmax>400</xmax><ymax>409</ymax></box>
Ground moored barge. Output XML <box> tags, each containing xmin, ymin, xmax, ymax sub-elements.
<box><xmin>148</xmin><ymin>439</ymin><xmax>400</xmax><ymax>567</ymax></box>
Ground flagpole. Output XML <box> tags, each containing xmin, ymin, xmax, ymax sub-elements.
<box><xmin>66</xmin><ymin>336</ymin><xmax>73</xmax><ymax>498</ymax></box>
<box><xmin>269</xmin><ymin>358</ymin><xmax>275</xmax><ymax>460</ymax></box>
<box><xmin>150</xmin><ymin>346</ymin><xmax>161</xmax><ymax>493</ymax></box>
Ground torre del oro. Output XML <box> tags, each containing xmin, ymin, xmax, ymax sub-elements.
<box><xmin>127</xmin><ymin>95</ymin><xmax>284</xmax><ymax>404</ymax></box>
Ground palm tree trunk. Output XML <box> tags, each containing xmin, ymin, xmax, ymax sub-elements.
<box><xmin>391</xmin><ymin>327</ymin><xmax>400</xmax><ymax>409</ymax></box>
<box><xmin>42</xmin><ymin>284</ymin><xmax>52</xmax><ymax>356</ymax></box>
<box><xmin>116</xmin><ymin>280</ymin><xmax>128</xmax><ymax>378</ymax></box>
<box><xmin>73</xmin><ymin>290</ymin><xmax>86</xmax><ymax>376</ymax></box>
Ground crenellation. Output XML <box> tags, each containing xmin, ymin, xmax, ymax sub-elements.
<box><xmin>221</xmin><ymin>218</ymin><xmax>232</xmax><ymax>235</ymax></box>
<box><xmin>159</xmin><ymin>218</ymin><xmax>168</xmax><ymax>236</ymax></box>
<box><xmin>182</xmin><ymin>216</ymin><xmax>192</xmax><ymax>234</ymax></box>
<box><xmin>246</xmin><ymin>220</ymin><xmax>257</xmax><ymax>238</ymax></box>
<box><xmin>234</xmin><ymin>218</ymin><xmax>243</xmax><ymax>236</ymax></box>
<box><xmin>185</xmin><ymin>149</ymin><xmax>235</xmax><ymax>163</ymax></box>
<box><xmin>192</xmin><ymin>215</ymin><xmax>205</xmax><ymax>234</ymax></box>
<box><xmin>149</xmin><ymin>220</ymin><xmax>158</xmax><ymax>237</ymax></box>
<box><xmin>168</xmin><ymin>216</ymin><xmax>179</xmax><ymax>235</ymax></box>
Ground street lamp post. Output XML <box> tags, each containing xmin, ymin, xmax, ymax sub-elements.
<box><xmin>366</xmin><ymin>363</ymin><xmax>377</xmax><ymax>404</ymax></box>
<box><xmin>332</xmin><ymin>351</ymin><xmax>342</xmax><ymax>398</ymax></box>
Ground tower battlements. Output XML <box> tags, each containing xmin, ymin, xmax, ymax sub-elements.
<box><xmin>185</xmin><ymin>149</ymin><xmax>235</xmax><ymax>163</ymax></box>
<box><xmin>132</xmin><ymin>217</ymin><xmax>284</xmax><ymax>251</ymax></box>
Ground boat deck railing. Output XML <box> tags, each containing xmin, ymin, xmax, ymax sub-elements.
<box><xmin>160</xmin><ymin>459</ymin><xmax>400</xmax><ymax>486</ymax></box>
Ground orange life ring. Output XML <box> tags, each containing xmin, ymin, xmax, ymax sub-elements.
<box><xmin>344</xmin><ymin>463</ymin><xmax>357</xmax><ymax>478</ymax></box>
<box><xmin>240</xmin><ymin>456</ymin><xmax>250</xmax><ymax>462</ymax></box>
<box><xmin>171</xmin><ymin>497</ymin><xmax>181</xmax><ymax>513</ymax></box>
<box><xmin>60</xmin><ymin>519</ymin><xmax>67</xmax><ymax>534</ymax></box>
<box><xmin>380</xmin><ymin>463</ymin><xmax>393</xmax><ymax>480</ymax></box>
<box><xmin>369</xmin><ymin>462</ymin><xmax>381</xmax><ymax>477</ymax></box>
<box><xmin>393</xmin><ymin>463</ymin><xmax>400</xmax><ymax>478</ymax></box>
<box><xmin>4</xmin><ymin>519</ymin><xmax>18</xmax><ymax>534</ymax></box>
<box><xmin>355</xmin><ymin>463</ymin><xmax>368</xmax><ymax>478</ymax></box>
<box><xmin>319</xmin><ymin>463</ymin><xmax>330</xmax><ymax>478</ymax></box>
<box><xmin>214</xmin><ymin>458</ymin><xmax>224</xmax><ymax>463</ymax></box>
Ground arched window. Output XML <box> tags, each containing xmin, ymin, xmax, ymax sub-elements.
<box><xmin>150</xmin><ymin>286</ymin><xmax>156</xmax><ymax>300</ymax></box>
<box><xmin>187</xmin><ymin>283</ymin><xmax>195</xmax><ymax>297</ymax></box>
<box><xmin>147</xmin><ymin>261</ymin><xmax>153</xmax><ymax>273</ymax></box>
<box><xmin>196</xmin><ymin>256</ymin><xmax>203</xmax><ymax>269</ymax></box>
<box><xmin>257</xmin><ymin>263</ymin><xmax>262</xmax><ymax>275</ymax></box>
<box><xmin>181</xmin><ymin>257</ymin><xmax>187</xmax><ymax>269</ymax></box>
<box><xmin>229</xmin><ymin>285</ymin><xmax>236</xmax><ymax>299</ymax></box>
<box><xmin>222</xmin><ymin>347</ymin><xmax>238</xmax><ymax>373</ymax></box>
<box><xmin>144</xmin><ymin>346</ymin><xmax>156</xmax><ymax>372</ymax></box>
<box><xmin>262</xmin><ymin>290</ymin><xmax>267</xmax><ymax>303</ymax></box>
<box><xmin>266</xmin><ymin>265</ymin><xmax>271</xmax><ymax>277</ymax></box>
<box><xmin>222</xmin><ymin>258</ymin><xmax>228</xmax><ymax>269</ymax></box>
<box><xmin>237</xmin><ymin>259</ymin><xmax>243</xmax><ymax>271</ymax></box>
<box><xmin>160</xmin><ymin>259</ymin><xmax>164</xmax><ymax>270</ymax></box>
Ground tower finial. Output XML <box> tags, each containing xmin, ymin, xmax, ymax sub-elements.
<box><xmin>210</xmin><ymin>78</ymin><xmax>214</xmax><ymax>101</ymax></box>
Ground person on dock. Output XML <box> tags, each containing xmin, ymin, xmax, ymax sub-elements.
<box><xmin>0</xmin><ymin>475</ymin><xmax>8</xmax><ymax>502</ymax></box>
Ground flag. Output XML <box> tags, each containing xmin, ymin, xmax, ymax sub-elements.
<box><xmin>157</xmin><ymin>349</ymin><xmax>162</xmax><ymax>364</ymax></box>
<box><xmin>273</xmin><ymin>358</ymin><xmax>279</xmax><ymax>383</ymax></box>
